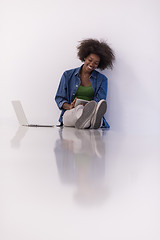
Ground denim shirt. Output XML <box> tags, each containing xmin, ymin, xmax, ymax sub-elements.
<box><xmin>55</xmin><ymin>65</ymin><xmax>110</xmax><ymax>128</ymax></box>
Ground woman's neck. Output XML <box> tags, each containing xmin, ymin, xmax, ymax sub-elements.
<box><xmin>80</xmin><ymin>66</ymin><xmax>92</xmax><ymax>86</ymax></box>
<box><xmin>81</xmin><ymin>65</ymin><xmax>91</xmax><ymax>77</ymax></box>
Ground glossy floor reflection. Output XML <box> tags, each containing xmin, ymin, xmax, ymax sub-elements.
<box><xmin>0</xmin><ymin>124</ymin><xmax>160</xmax><ymax>240</ymax></box>
<box><xmin>54</xmin><ymin>127</ymin><xmax>107</xmax><ymax>206</ymax></box>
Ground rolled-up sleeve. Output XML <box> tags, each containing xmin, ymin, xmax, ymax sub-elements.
<box><xmin>55</xmin><ymin>72</ymin><xmax>68</xmax><ymax>109</ymax></box>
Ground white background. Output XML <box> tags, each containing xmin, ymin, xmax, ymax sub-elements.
<box><xmin>1</xmin><ymin>0</ymin><xmax>160</xmax><ymax>135</ymax></box>
<box><xmin>1</xmin><ymin>2</ymin><xmax>160</xmax><ymax>239</ymax></box>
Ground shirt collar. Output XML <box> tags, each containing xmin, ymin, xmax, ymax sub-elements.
<box><xmin>75</xmin><ymin>66</ymin><xmax>82</xmax><ymax>77</ymax></box>
<box><xmin>75</xmin><ymin>65</ymin><xmax>97</xmax><ymax>79</ymax></box>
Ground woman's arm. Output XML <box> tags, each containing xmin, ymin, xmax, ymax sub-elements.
<box><xmin>93</xmin><ymin>75</ymin><xmax>108</xmax><ymax>102</ymax></box>
<box><xmin>55</xmin><ymin>72</ymin><xmax>69</xmax><ymax>109</ymax></box>
<box><xmin>55</xmin><ymin>70</ymin><xmax>78</xmax><ymax>110</ymax></box>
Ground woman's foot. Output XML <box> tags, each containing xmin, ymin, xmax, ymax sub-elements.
<box><xmin>75</xmin><ymin>101</ymin><xmax>97</xmax><ymax>129</ymax></box>
<box><xmin>91</xmin><ymin>100</ymin><xmax>107</xmax><ymax>129</ymax></box>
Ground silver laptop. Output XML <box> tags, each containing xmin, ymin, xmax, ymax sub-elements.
<box><xmin>12</xmin><ymin>100</ymin><xmax>54</xmax><ymax>127</ymax></box>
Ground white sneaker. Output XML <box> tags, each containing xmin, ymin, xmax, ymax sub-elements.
<box><xmin>91</xmin><ymin>100</ymin><xmax>107</xmax><ymax>129</ymax></box>
<box><xmin>75</xmin><ymin>101</ymin><xmax>97</xmax><ymax>129</ymax></box>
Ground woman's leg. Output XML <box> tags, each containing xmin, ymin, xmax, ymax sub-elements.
<box><xmin>63</xmin><ymin>101</ymin><xmax>98</xmax><ymax>129</ymax></box>
<box><xmin>63</xmin><ymin>105</ymin><xmax>84</xmax><ymax>127</ymax></box>
<box><xmin>75</xmin><ymin>101</ymin><xmax>97</xmax><ymax>129</ymax></box>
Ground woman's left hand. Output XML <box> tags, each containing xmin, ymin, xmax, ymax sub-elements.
<box><xmin>70</xmin><ymin>97</ymin><xmax>77</xmax><ymax>109</ymax></box>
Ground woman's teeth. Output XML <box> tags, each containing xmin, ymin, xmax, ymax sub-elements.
<box><xmin>88</xmin><ymin>66</ymin><xmax>93</xmax><ymax>70</ymax></box>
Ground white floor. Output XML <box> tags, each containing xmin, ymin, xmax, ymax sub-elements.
<box><xmin>1</xmin><ymin>123</ymin><xmax>160</xmax><ymax>240</ymax></box>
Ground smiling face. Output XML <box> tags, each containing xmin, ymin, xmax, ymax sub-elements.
<box><xmin>83</xmin><ymin>53</ymin><xmax>100</xmax><ymax>73</ymax></box>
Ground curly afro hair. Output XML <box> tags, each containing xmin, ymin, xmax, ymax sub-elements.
<box><xmin>77</xmin><ymin>38</ymin><xmax>115</xmax><ymax>70</ymax></box>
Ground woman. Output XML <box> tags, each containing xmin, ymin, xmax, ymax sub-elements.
<box><xmin>55</xmin><ymin>38</ymin><xmax>115</xmax><ymax>129</ymax></box>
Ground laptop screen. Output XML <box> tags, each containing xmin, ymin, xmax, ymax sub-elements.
<box><xmin>12</xmin><ymin>101</ymin><xmax>28</xmax><ymax>126</ymax></box>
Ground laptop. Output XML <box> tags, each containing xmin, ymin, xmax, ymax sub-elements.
<box><xmin>12</xmin><ymin>100</ymin><xmax>54</xmax><ymax>127</ymax></box>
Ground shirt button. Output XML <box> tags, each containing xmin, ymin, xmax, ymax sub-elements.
<box><xmin>73</xmin><ymin>93</ymin><xmax>75</xmax><ymax>96</ymax></box>
<box><xmin>76</xmin><ymin>85</ymin><xmax>78</xmax><ymax>87</ymax></box>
